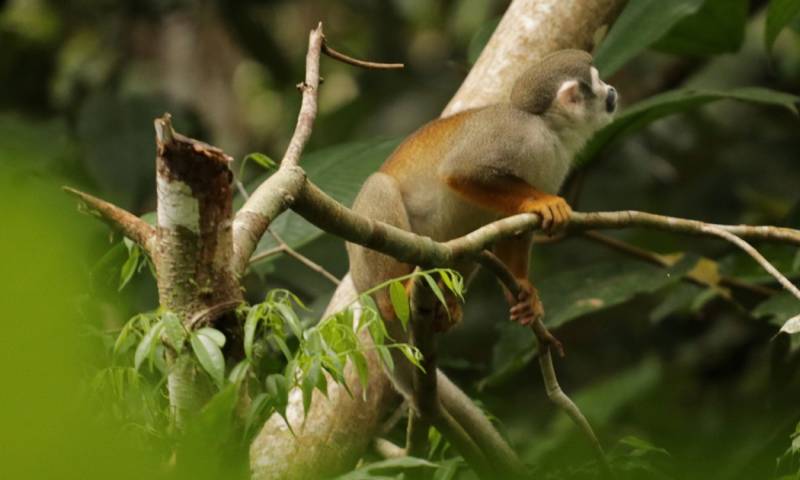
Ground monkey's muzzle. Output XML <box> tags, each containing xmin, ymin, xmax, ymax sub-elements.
<box><xmin>605</xmin><ymin>87</ymin><xmax>617</xmax><ymax>113</ymax></box>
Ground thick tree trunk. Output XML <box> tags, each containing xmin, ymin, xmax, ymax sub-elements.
<box><xmin>153</xmin><ymin>115</ymin><xmax>244</xmax><ymax>425</ymax></box>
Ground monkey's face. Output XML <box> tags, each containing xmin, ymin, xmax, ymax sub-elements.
<box><xmin>553</xmin><ymin>66</ymin><xmax>617</xmax><ymax>132</ymax></box>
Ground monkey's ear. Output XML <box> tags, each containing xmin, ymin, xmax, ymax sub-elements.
<box><xmin>556</xmin><ymin>80</ymin><xmax>582</xmax><ymax>107</ymax></box>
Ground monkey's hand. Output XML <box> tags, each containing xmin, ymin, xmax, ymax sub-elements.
<box><xmin>510</xmin><ymin>281</ymin><xmax>565</xmax><ymax>357</ymax></box>
<box><xmin>521</xmin><ymin>194</ymin><xmax>572</xmax><ymax>234</ymax></box>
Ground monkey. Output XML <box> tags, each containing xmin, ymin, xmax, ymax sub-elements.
<box><xmin>346</xmin><ymin>49</ymin><xmax>617</xmax><ymax>463</ymax></box>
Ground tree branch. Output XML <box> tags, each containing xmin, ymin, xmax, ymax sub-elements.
<box><xmin>321</xmin><ymin>41</ymin><xmax>404</xmax><ymax>70</ymax></box>
<box><xmin>443</xmin><ymin>0</ymin><xmax>626</xmax><ymax>116</ymax></box>
<box><xmin>476</xmin><ymin>252</ymin><xmax>609</xmax><ymax>475</ymax></box>
<box><xmin>63</xmin><ymin>187</ymin><xmax>156</xmax><ymax>257</ymax></box>
<box><xmin>570</xmin><ymin>211</ymin><xmax>800</xmax><ymax>246</ymax></box>
<box><xmin>232</xmin><ymin>23</ymin><xmax>405</xmax><ymax>276</ymax></box>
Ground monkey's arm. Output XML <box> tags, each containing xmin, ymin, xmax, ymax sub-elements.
<box><xmin>443</xmin><ymin>169</ymin><xmax>571</xmax><ymax>232</ymax></box>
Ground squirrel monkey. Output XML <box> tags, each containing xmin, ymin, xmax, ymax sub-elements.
<box><xmin>347</xmin><ymin>50</ymin><xmax>617</xmax><ymax>392</ymax></box>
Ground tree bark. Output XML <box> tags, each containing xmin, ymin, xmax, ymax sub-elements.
<box><xmin>153</xmin><ymin>115</ymin><xmax>244</xmax><ymax>424</ymax></box>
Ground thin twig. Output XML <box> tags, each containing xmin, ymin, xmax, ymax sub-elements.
<box><xmin>236</xmin><ymin>180</ymin><xmax>250</xmax><ymax>200</ymax></box>
<box><xmin>268</xmin><ymin>230</ymin><xmax>340</xmax><ymax>285</ymax></box>
<box><xmin>249</xmin><ymin>246</ymin><xmax>284</xmax><ymax>264</ymax></box>
<box><xmin>476</xmin><ymin>251</ymin><xmax>609</xmax><ymax>474</ymax></box>
<box><xmin>570</xmin><ymin>210</ymin><xmax>800</xmax><ymax>246</ymax></box>
<box><xmin>321</xmin><ymin>41</ymin><xmax>404</xmax><ymax>70</ymax></box>
<box><xmin>63</xmin><ymin>187</ymin><xmax>157</xmax><ymax>257</ymax></box>
<box><xmin>701</xmin><ymin>225</ymin><xmax>800</xmax><ymax>301</ymax></box>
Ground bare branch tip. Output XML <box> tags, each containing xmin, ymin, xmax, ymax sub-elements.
<box><xmin>154</xmin><ymin>113</ymin><xmax>175</xmax><ymax>145</ymax></box>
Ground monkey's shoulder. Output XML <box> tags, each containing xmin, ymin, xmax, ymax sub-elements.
<box><xmin>382</xmin><ymin>105</ymin><xmax>553</xmax><ymax>175</ymax></box>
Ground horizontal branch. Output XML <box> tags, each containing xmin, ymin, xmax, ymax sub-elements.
<box><xmin>63</xmin><ymin>187</ymin><xmax>156</xmax><ymax>256</ymax></box>
<box><xmin>570</xmin><ymin>211</ymin><xmax>800</xmax><ymax>246</ymax></box>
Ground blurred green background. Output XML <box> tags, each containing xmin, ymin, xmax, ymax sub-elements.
<box><xmin>2</xmin><ymin>0</ymin><xmax>800</xmax><ymax>479</ymax></box>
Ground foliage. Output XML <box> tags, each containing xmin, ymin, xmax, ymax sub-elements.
<box><xmin>4</xmin><ymin>0</ymin><xmax>800</xmax><ymax>479</ymax></box>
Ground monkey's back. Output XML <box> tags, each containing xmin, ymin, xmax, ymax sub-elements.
<box><xmin>378</xmin><ymin>105</ymin><xmax>568</xmax><ymax>241</ymax></box>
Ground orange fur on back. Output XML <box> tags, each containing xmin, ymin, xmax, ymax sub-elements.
<box><xmin>381</xmin><ymin>109</ymin><xmax>474</xmax><ymax>177</ymax></box>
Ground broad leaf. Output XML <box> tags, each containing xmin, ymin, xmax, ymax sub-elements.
<box><xmin>540</xmin><ymin>257</ymin><xmax>695</xmax><ymax>329</ymax></box>
<box><xmin>244</xmin><ymin>306</ymin><xmax>262</xmax><ymax>361</ymax></box>
<box><xmin>118</xmin><ymin>241</ymin><xmax>140</xmax><ymax>291</ymax></box>
<box><xmin>389</xmin><ymin>281</ymin><xmax>410</xmax><ymax>330</ymax></box>
<box><xmin>190</xmin><ymin>331</ymin><xmax>226</xmax><ymax>388</ymax></box>
<box><xmin>578</xmin><ymin>87</ymin><xmax>800</xmax><ymax>165</ymax></box>
<box><xmin>197</xmin><ymin>327</ymin><xmax>226</xmax><ymax>348</ymax></box>
<box><xmin>275</xmin><ymin>302</ymin><xmax>303</xmax><ymax>339</ymax></box>
<box><xmin>301</xmin><ymin>359</ymin><xmax>322</xmax><ymax>415</ymax></box>
<box><xmin>265</xmin><ymin>373</ymin><xmax>290</xmax><ymax>424</ymax></box>
<box><xmin>161</xmin><ymin>311</ymin><xmax>186</xmax><ymax>353</ymax></box>
<box><xmin>594</xmin><ymin>0</ymin><xmax>705</xmax><ymax>76</ymax></box>
<box><xmin>766</xmin><ymin>0</ymin><xmax>800</xmax><ymax>52</ymax></box>
<box><xmin>754</xmin><ymin>291</ymin><xmax>799</xmax><ymax>327</ymax></box>
<box><xmin>134</xmin><ymin>320</ymin><xmax>163</xmax><ymax>370</ymax></box>
<box><xmin>654</xmin><ymin>0</ymin><xmax>748</xmax><ymax>56</ymax></box>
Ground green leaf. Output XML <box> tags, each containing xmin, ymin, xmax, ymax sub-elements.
<box><xmin>422</xmin><ymin>273</ymin><xmax>448</xmax><ymax>313</ymax></box>
<box><xmin>265</xmin><ymin>373</ymin><xmax>291</xmax><ymax>425</ymax></box>
<box><xmin>240</xmin><ymin>152</ymin><xmax>277</xmax><ymax>179</ymax></box>
<box><xmin>398</xmin><ymin>344</ymin><xmax>424</xmax><ymax>371</ymax></box>
<box><xmin>754</xmin><ymin>291</ymin><xmax>799</xmax><ymax>327</ymax></box>
<box><xmin>376</xmin><ymin>345</ymin><xmax>394</xmax><ymax>372</ymax></box>
<box><xmin>118</xmin><ymin>241</ymin><xmax>140</xmax><ymax>291</ymax></box>
<box><xmin>594</xmin><ymin>0</ymin><xmax>705</xmax><ymax>76</ymax></box>
<box><xmin>197</xmin><ymin>327</ymin><xmax>226</xmax><ymax>348</ymax></box>
<box><xmin>541</xmin><ymin>257</ymin><xmax>694</xmax><ymax>328</ymax></box>
<box><xmin>389</xmin><ymin>281</ymin><xmax>410</xmax><ymax>330</ymax></box>
<box><xmin>190</xmin><ymin>331</ymin><xmax>226</xmax><ymax>388</ymax></box>
<box><xmin>160</xmin><ymin>311</ymin><xmax>185</xmax><ymax>353</ymax></box>
<box><xmin>654</xmin><ymin>0</ymin><xmax>748</xmax><ymax>56</ymax></box>
<box><xmin>578</xmin><ymin>87</ymin><xmax>800</xmax><ymax>166</ymax></box>
<box><xmin>349</xmin><ymin>350</ymin><xmax>370</xmax><ymax>396</ymax></box>
<box><xmin>618</xmin><ymin>435</ymin><xmax>671</xmax><ymax>457</ymax></box>
<box><xmin>275</xmin><ymin>302</ymin><xmax>303</xmax><ymax>339</ymax></box>
<box><xmin>134</xmin><ymin>320</ymin><xmax>163</xmax><ymax>371</ymax></box>
<box><xmin>301</xmin><ymin>359</ymin><xmax>322</xmax><ymax>415</ymax></box>
<box><xmin>228</xmin><ymin>360</ymin><xmax>249</xmax><ymax>384</ymax></box>
<box><xmin>113</xmin><ymin>315</ymin><xmax>139</xmax><ymax>357</ymax></box>
<box><xmin>244</xmin><ymin>306</ymin><xmax>261</xmax><ymax>361</ymax></box>
<box><xmin>766</xmin><ymin>0</ymin><xmax>800</xmax><ymax>52</ymax></box>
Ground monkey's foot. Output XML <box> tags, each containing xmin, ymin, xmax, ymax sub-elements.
<box><xmin>521</xmin><ymin>195</ymin><xmax>572</xmax><ymax>234</ymax></box>
<box><xmin>510</xmin><ymin>286</ymin><xmax>565</xmax><ymax>357</ymax></box>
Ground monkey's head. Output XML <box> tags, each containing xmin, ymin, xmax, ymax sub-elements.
<box><xmin>510</xmin><ymin>50</ymin><xmax>617</xmax><ymax>133</ymax></box>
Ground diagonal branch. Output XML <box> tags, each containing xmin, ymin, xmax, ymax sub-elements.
<box><xmin>63</xmin><ymin>187</ymin><xmax>156</xmax><ymax>257</ymax></box>
<box><xmin>232</xmin><ymin>23</ymin><xmax>406</xmax><ymax>276</ymax></box>
<box><xmin>477</xmin><ymin>251</ymin><xmax>609</xmax><ymax>475</ymax></box>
